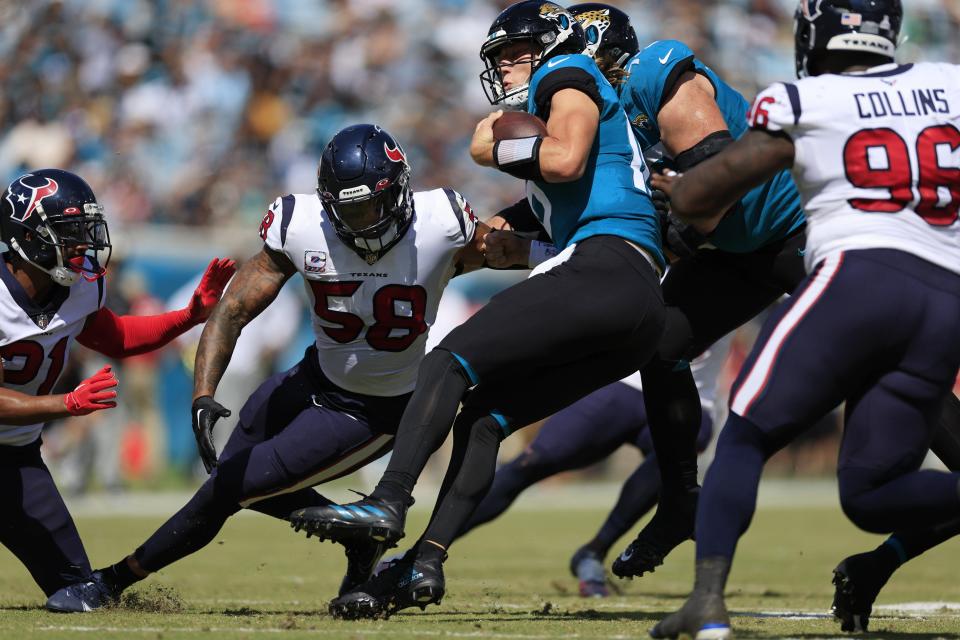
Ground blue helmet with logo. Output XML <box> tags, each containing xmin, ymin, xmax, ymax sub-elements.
<box><xmin>569</xmin><ymin>3</ymin><xmax>638</xmax><ymax>72</ymax></box>
<box><xmin>0</xmin><ymin>169</ymin><xmax>111</xmax><ymax>286</ymax></box>
<box><xmin>317</xmin><ymin>124</ymin><xmax>414</xmax><ymax>264</ymax></box>
<box><xmin>480</xmin><ymin>1</ymin><xmax>587</xmax><ymax>108</ymax></box>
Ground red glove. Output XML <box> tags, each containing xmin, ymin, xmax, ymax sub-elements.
<box><xmin>64</xmin><ymin>366</ymin><xmax>119</xmax><ymax>416</ymax></box>
<box><xmin>186</xmin><ymin>258</ymin><xmax>238</xmax><ymax>322</ymax></box>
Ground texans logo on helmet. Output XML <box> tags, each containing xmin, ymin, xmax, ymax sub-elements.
<box><xmin>800</xmin><ymin>0</ymin><xmax>824</xmax><ymax>21</ymax></box>
<box><xmin>384</xmin><ymin>142</ymin><xmax>406</xmax><ymax>164</ymax></box>
<box><xmin>5</xmin><ymin>174</ymin><xmax>59</xmax><ymax>223</ymax></box>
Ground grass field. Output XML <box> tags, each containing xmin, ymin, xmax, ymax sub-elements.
<box><xmin>2</xmin><ymin>487</ymin><xmax>960</xmax><ymax>640</ymax></box>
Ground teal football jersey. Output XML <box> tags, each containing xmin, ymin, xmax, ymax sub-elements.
<box><xmin>621</xmin><ymin>40</ymin><xmax>805</xmax><ymax>253</ymax></box>
<box><xmin>524</xmin><ymin>54</ymin><xmax>664</xmax><ymax>269</ymax></box>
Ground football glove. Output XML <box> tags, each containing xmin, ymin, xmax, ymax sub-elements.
<box><xmin>658</xmin><ymin>202</ymin><xmax>708</xmax><ymax>260</ymax></box>
<box><xmin>192</xmin><ymin>395</ymin><xmax>230</xmax><ymax>473</ymax></box>
<box><xmin>186</xmin><ymin>258</ymin><xmax>237</xmax><ymax>323</ymax></box>
<box><xmin>64</xmin><ymin>366</ymin><xmax>118</xmax><ymax>416</ymax></box>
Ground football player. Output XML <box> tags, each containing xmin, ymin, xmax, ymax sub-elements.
<box><xmin>47</xmin><ymin>124</ymin><xmax>493</xmax><ymax>611</ymax></box>
<box><xmin>0</xmin><ymin>169</ymin><xmax>235</xmax><ymax>611</ymax></box>
<box><xmin>649</xmin><ymin>1</ymin><xmax>960</xmax><ymax>638</ymax></box>
<box><xmin>456</xmin><ymin>336</ymin><xmax>728</xmax><ymax>597</ymax></box>
<box><xmin>292</xmin><ymin>0</ymin><xmax>667</xmax><ymax>618</ymax></box>
<box><xmin>567</xmin><ymin>2</ymin><xmax>807</xmax><ymax>580</ymax></box>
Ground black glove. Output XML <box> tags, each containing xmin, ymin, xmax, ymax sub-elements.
<box><xmin>192</xmin><ymin>396</ymin><xmax>230</xmax><ymax>473</ymax></box>
<box><xmin>658</xmin><ymin>199</ymin><xmax>707</xmax><ymax>260</ymax></box>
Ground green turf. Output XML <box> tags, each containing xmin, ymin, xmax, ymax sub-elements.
<box><xmin>2</xmin><ymin>504</ymin><xmax>959</xmax><ymax>639</ymax></box>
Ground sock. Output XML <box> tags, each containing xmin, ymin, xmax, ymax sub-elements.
<box><xmin>457</xmin><ymin>448</ymin><xmax>550</xmax><ymax>539</ymax></box>
<box><xmin>880</xmin><ymin>516</ymin><xmax>960</xmax><ymax>567</ymax></box>
<box><xmin>102</xmin><ymin>558</ymin><xmax>142</xmax><ymax>592</ymax></box>
<box><xmin>372</xmin><ymin>350</ymin><xmax>473</xmax><ymax>504</ymax></box>
<box><xmin>420</xmin><ymin>415</ymin><xmax>504</xmax><ymax>550</ymax></box>
<box><xmin>642</xmin><ymin>360</ymin><xmax>702</xmax><ymax>494</ymax></box>
<box><xmin>587</xmin><ymin>455</ymin><xmax>660</xmax><ymax>556</ymax></box>
<box><xmin>696</xmin><ymin>413</ymin><xmax>772</xmax><ymax>560</ymax></box>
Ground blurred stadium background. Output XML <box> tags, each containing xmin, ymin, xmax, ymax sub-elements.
<box><xmin>1</xmin><ymin>0</ymin><xmax>958</xmax><ymax>492</ymax></box>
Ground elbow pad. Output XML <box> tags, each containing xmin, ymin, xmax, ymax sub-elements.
<box><xmin>674</xmin><ymin>130</ymin><xmax>734</xmax><ymax>172</ymax></box>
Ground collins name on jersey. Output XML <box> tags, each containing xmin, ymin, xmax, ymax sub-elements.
<box><xmin>261</xmin><ymin>188</ymin><xmax>477</xmax><ymax>397</ymax></box>
<box><xmin>748</xmin><ymin>62</ymin><xmax>960</xmax><ymax>276</ymax></box>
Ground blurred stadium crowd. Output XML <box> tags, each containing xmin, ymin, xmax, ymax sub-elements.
<box><xmin>1</xmin><ymin>0</ymin><xmax>958</xmax><ymax>488</ymax></box>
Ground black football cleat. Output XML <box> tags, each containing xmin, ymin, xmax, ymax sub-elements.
<box><xmin>45</xmin><ymin>571</ymin><xmax>121</xmax><ymax>613</ymax></box>
<box><xmin>290</xmin><ymin>494</ymin><xmax>408</xmax><ymax>545</ymax></box>
<box><xmin>831</xmin><ymin>551</ymin><xmax>895</xmax><ymax>633</ymax></box>
<box><xmin>339</xmin><ymin>540</ymin><xmax>388</xmax><ymax>597</ymax></box>
<box><xmin>329</xmin><ymin>552</ymin><xmax>446</xmax><ymax>620</ymax></box>
<box><xmin>650</xmin><ymin>591</ymin><xmax>731</xmax><ymax>640</ymax></box>
<box><xmin>569</xmin><ymin>546</ymin><xmax>609</xmax><ymax>598</ymax></box>
<box><xmin>613</xmin><ymin>489</ymin><xmax>698</xmax><ymax>579</ymax></box>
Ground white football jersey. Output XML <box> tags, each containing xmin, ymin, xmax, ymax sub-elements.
<box><xmin>262</xmin><ymin>189</ymin><xmax>477</xmax><ymax>397</ymax></box>
<box><xmin>0</xmin><ymin>259</ymin><xmax>105</xmax><ymax>446</ymax></box>
<box><xmin>750</xmin><ymin>62</ymin><xmax>960</xmax><ymax>275</ymax></box>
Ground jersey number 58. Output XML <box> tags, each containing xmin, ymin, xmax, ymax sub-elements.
<box><xmin>309</xmin><ymin>281</ymin><xmax>428</xmax><ymax>352</ymax></box>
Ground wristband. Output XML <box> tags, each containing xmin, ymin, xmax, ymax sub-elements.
<box><xmin>528</xmin><ymin>240</ymin><xmax>559</xmax><ymax>269</ymax></box>
<box><xmin>493</xmin><ymin>136</ymin><xmax>545</xmax><ymax>181</ymax></box>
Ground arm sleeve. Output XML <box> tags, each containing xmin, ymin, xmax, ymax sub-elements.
<box><xmin>747</xmin><ymin>82</ymin><xmax>801</xmax><ymax>137</ymax></box>
<box><xmin>76</xmin><ymin>306</ymin><xmax>197</xmax><ymax>359</ymax></box>
<box><xmin>495</xmin><ymin>199</ymin><xmax>551</xmax><ymax>242</ymax></box>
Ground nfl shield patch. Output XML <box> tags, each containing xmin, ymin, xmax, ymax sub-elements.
<box><xmin>304</xmin><ymin>250</ymin><xmax>327</xmax><ymax>274</ymax></box>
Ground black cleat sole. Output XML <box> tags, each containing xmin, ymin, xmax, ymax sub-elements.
<box><xmin>289</xmin><ymin>514</ymin><xmax>404</xmax><ymax>545</ymax></box>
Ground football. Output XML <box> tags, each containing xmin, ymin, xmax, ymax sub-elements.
<box><xmin>492</xmin><ymin>110</ymin><xmax>549</xmax><ymax>140</ymax></box>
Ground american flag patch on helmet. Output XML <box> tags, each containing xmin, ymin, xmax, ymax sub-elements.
<box><xmin>841</xmin><ymin>12</ymin><xmax>862</xmax><ymax>26</ymax></box>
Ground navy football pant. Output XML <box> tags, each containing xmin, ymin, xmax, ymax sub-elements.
<box><xmin>458</xmin><ymin>382</ymin><xmax>712</xmax><ymax>555</ymax></box>
<box><xmin>697</xmin><ymin>249</ymin><xmax>960</xmax><ymax>561</ymax></box>
<box><xmin>0</xmin><ymin>439</ymin><xmax>91</xmax><ymax>596</ymax></box>
<box><xmin>641</xmin><ymin>228</ymin><xmax>807</xmax><ymax>494</ymax></box>
<box><xmin>133</xmin><ymin>352</ymin><xmax>399</xmax><ymax>573</ymax></box>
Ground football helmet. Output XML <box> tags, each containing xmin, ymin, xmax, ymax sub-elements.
<box><xmin>1</xmin><ymin>169</ymin><xmax>111</xmax><ymax>286</ymax></box>
<box><xmin>480</xmin><ymin>1</ymin><xmax>587</xmax><ymax>108</ymax></box>
<box><xmin>795</xmin><ymin>0</ymin><xmax>902</xmax><ymax>77</ymax></box>
<box><xmin>569</xmin><ymin>3</ymin><xmax>638</xmax><ymax>71</ymax></box>
<box><xmin>317</xmin><ymin>124</ymin><xmax>414</xmax><ymax>264</ymax></box>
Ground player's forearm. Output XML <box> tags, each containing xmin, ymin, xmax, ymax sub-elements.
<box><xmin>77</xmin><ymin>307</ymin><xmax>196</xmax><ymax>359</ymax></box>
<box><xmin>538</xmin><ymin>136</ymin><xmax>588</xmax><ymax>183</ymax></box>
<box><xmin>0</xmin><ymin>389</ymin><xmax>71</xmax><ymax>425</ymax></box>
<box><xmin>192</xmin><ymin>301</ymin><xmax>243</xmax><ymax>399</ymax></box>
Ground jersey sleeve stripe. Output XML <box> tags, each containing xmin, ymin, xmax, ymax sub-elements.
<box><xmin>442</xmin><ymin>188</ymin><xmax>468</xmax><ymax>241</ymax></box>
<box><xmin>279</xmin><ymin>195</ymin><xmax>296</xmax><ymax>248</ymax></box>
<box><xmin>657</xmin><ymin>55</ymin><xmax>696</xmax><ymax>112</ymax></box>
<box><xmin>783</xmin><ymin>83</ymin><xmax>802</xmax><ymax>125</ymax></box>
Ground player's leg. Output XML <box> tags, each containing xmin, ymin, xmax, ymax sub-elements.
<box><xmin>297</xmin><ymin>236</ymin><xmax>665</xmax><ymax>543</ymax></box>
<box><xmin>620</xmin><ymin>233</ymin><xmax>803</xmax><ymax>579</ymax></box>
<box><xmin>831</xmin><ymin>392</ymin><xmax>960</xmax><ymax>632</ymax></box>
<box><xmin>653</xmin><ymin>251</ymin><xmax>914</xmax><ymax>639</ymax></box>
<box><xmin>331</xmin><ymin>334</ymin><xmax>664</xmax><ymax>618</ymax></box>
<box><xmin>459</xmin><ymin>382</ymin><xmax>647</xmax><ymax>536</ymax></box>
<box><xmin>828</xmin><ymin>283</ymin><xmax>960</xmax><ymax>633</ymax></box>
<box><xmin>0</xmin><ymin>441</ymin><xmax>93</xmax><ymax>602</ymax></box>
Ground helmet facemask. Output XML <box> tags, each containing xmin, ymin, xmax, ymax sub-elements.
<box><xmin>480</xmin><ymin>38</ymin><xmax>542</xmax><ymax>108</ymax></box>
<box><xmin>320</xmin><ymin>171</ymin><xmax>413</xmax><ymax>264</ymax></box>
<box><xmin>7</xmin><ymin>201</ymin><xmax>111</xmax><ymax>286</ymax></box>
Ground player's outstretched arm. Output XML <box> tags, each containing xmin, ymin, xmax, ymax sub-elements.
<box><xmin>0</xmin><ymin>365</ymin><xmax>118</xmax><ymax>425</ymax></box>
<box><xmin>667</xmin><ymin>130</ymin><xmax>794</xmax><ymax>227</ymax></box>
<box><xmin>76</xmin><ymin>258</ymin><xmax>238</xmax><ymax>359</ymax></box>
<box><xmin>455</xmin><ymin>221</ymin><xmax>494</xmax><ymax>274</ymax></box>
<box><xmin>193</xmin><ymin>247</ymin><xmax>294</xmax><ymax>400</ymax></box>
